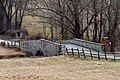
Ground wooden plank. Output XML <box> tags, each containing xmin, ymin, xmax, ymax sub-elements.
<box><xmin>114</xmin><ymin>52</ymin><xmax>115</xmax><ymax>61</ymax></box>
<box><xmin>66</xmin><ymin>48</ymin><xmax>69</xmax><ymax>55</ymax></box>
<box><xmin>89</xmin><ymin>49</ymin><xmax>93</xmax><ymax>59</ymax></box>
<box><xmin>104</xmin><ymin>52</ymin><xmax>107</xmax><ymax>60</ymax></box>
<box><xmin>98</xmin><ymin>51</ymin><xmax>100</xmax><ymax>60</ymax></box>
<box><xmin>82</xmin><ymin>49</ymin><xmax>86</xmax><ymax>58</ymax></box>
<box><xmin>77</xmin><ymin>48</ymin><xmax>80</xmax><ymax>58</ymax></box>
<box><xmin>72</xmin><ymin>48</ymin><xmax>74</xmax><ymax>57</ymax></box>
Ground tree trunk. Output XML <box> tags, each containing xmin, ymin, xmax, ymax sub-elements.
<box><xmin>98</xmin><ymin>12</ymin><xmax>103</xmax><ymax>43</ymax></box>
<box><xmin>73</xmin><ymin>0</ymin><xmax>81</xmax><ymax>39</ymax></box>
<box><xmin>0</xmin><ymin>3</ymin><xmax>5</xmax><ymax>33</ymax></box>
<box><xmin>86</xmin><ymin>10</ymin><xmax>89</xmax><ymax>40</ymax></box>
<box><xmin>93</xmin><ymin>14</ymin><xmax>98</xmax><ymax>42</ymax></box>
<box><xmin>74</xmin><ymin>17</ymin><xmax>81</xmax><ymax>39</ymax></box>
<box><xmin>92</xmin><ymin>0</ymin><xmax>98</xmax><ymax>42</ymax></box>
<box><xmin>110</xmin><ymin>41</ymin><xmax>115</xmax><ymax>52</ymax></box>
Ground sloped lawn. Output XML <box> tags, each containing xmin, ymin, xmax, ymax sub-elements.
<box><xmin>0</xmin><ymin>55</ymin><xmax>119</xmax><ymax>80</ymax></box>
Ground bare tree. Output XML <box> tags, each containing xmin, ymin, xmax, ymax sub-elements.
<box><xmin>26</xmin><ymin>0</ymin><xmax>120</xmax><ymax>51</ymax></box>
<box><xmin>0</xmin><ymin>0</ymin><xmax>28</xmax><ymax>34</ymax></box>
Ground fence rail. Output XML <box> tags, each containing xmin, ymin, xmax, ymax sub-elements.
<box><xmin>0</xmin><ymin>39</ymin><xmax>20</xmax><ymax>48</ymax></box>
<box><xmin>65</xmin><ymin>48</ymin><xmax>120</xmax><ymax>61</ymax></box>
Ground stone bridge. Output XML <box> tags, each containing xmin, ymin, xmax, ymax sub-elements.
<box><xmin>20</xmin><ymin>39</ymin><xmax>60</xmax><ymax>56</ymax></box>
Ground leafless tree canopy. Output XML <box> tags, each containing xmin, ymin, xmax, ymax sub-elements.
<box><xmin>0</xmin><ymin>0</ymin><xmax>120</xmax><ymax>52</ymax></box>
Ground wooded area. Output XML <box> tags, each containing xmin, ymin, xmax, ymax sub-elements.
<box><xmin>0</xmin><ymin>0</ymin><xmax>120</xmax><ymax>52</ymax></box>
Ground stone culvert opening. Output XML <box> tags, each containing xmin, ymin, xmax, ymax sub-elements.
<box><xmin>35</xmin><ymin>50</ymin><xmax>44</xmax><ymax>56</ymax></box>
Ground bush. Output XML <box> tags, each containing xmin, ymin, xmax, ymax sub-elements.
<box><xmin>1</xmin><ymin>42</ymin><xmax>6</xmax><ymax>46</ymax></box>
<box><xmin>16</xmin><ymin>46</ymin><xmax>21</xmax><ymax>52</ymax></box>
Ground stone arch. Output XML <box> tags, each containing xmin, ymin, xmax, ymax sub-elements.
<box><xmin>35</xmin><ymin>50</ymin><xmax>44</xmax><ymax>56</ymax></box>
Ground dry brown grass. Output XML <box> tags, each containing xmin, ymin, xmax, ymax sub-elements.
<box><xmin>0</xmin><ymin>46</ymin><xmax>25</xmax><ymax>57</ymax></box>
<box><xmin>0</xmin><ymin>55</ymin><xmax>119</xmax><ymax>80</ymax></box>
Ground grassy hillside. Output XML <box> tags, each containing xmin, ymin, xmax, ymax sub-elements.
<box><xmin>0</xmin><ymin>55</ymin><xmax>120</xmax><ymax>80</ymax></box>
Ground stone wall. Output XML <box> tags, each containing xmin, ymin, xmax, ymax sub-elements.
<box><xmin>63</xmin><ymin>38</ymin><xmax>104</xmax><ymax>53</ymax></box>
<box><xmin>20</xmin><ymin>39</ymin><xmax>60</xmax><ymax>56</ymax></box>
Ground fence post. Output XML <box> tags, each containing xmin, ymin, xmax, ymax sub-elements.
<box><xmin>98</xmin><ymin>50</ymin><xmax>100</xmax><ymax>60</ymax></box>
<box><xmin>114</xmin><ymin>52</ymin><xmax>115</xmax><ymax>61</ymax></box>
<box><xmin>72</xmin><ymin>48</ymin><xmax>74</xmax><ymax>57</ymax></box>
<box><xmin>18</xmin><ymin>41</ymin><xmax>20</xmax><ymax>48</ymax></box>
<box><xmin>7</xmin><ymin>42</ymin><xmax>10</xmax><ymax>48</ymax></box>
<box><xmin>66</xmin><ymin>48</ymin><xmax>69</xmax><ymax>55</ymax></box>
<box><xmin>82</xmin><ymin>48</ymin><xmax>86</xmax><ymax>58</ymax></box>
<box><xmin>4</xmin><ymin>41</ymin><xmax>6</xmax><ymax>47</ymax></box>
<box><xmin>11</xmin><ymin>41</ymin><xmax>13</xmax><ymax>46</ymax></box>
<box><xmin>77</xmin><ymin>48</ymin><xmax>80</xmax><ymax>58</ymax></box>
<box><xmin>104</xmin><ymin>52</ymin><xmax>107</xmax><ymax>60</ymax></box>
<box><xmin>89</xmin><ymin>49</ymin><xmax>93</xmax><ymax>59</ymax></box>
<box><xmin>13</xmin><ymin>41</ymin><xmax>16</xmax><ymax>47</ymax></box>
